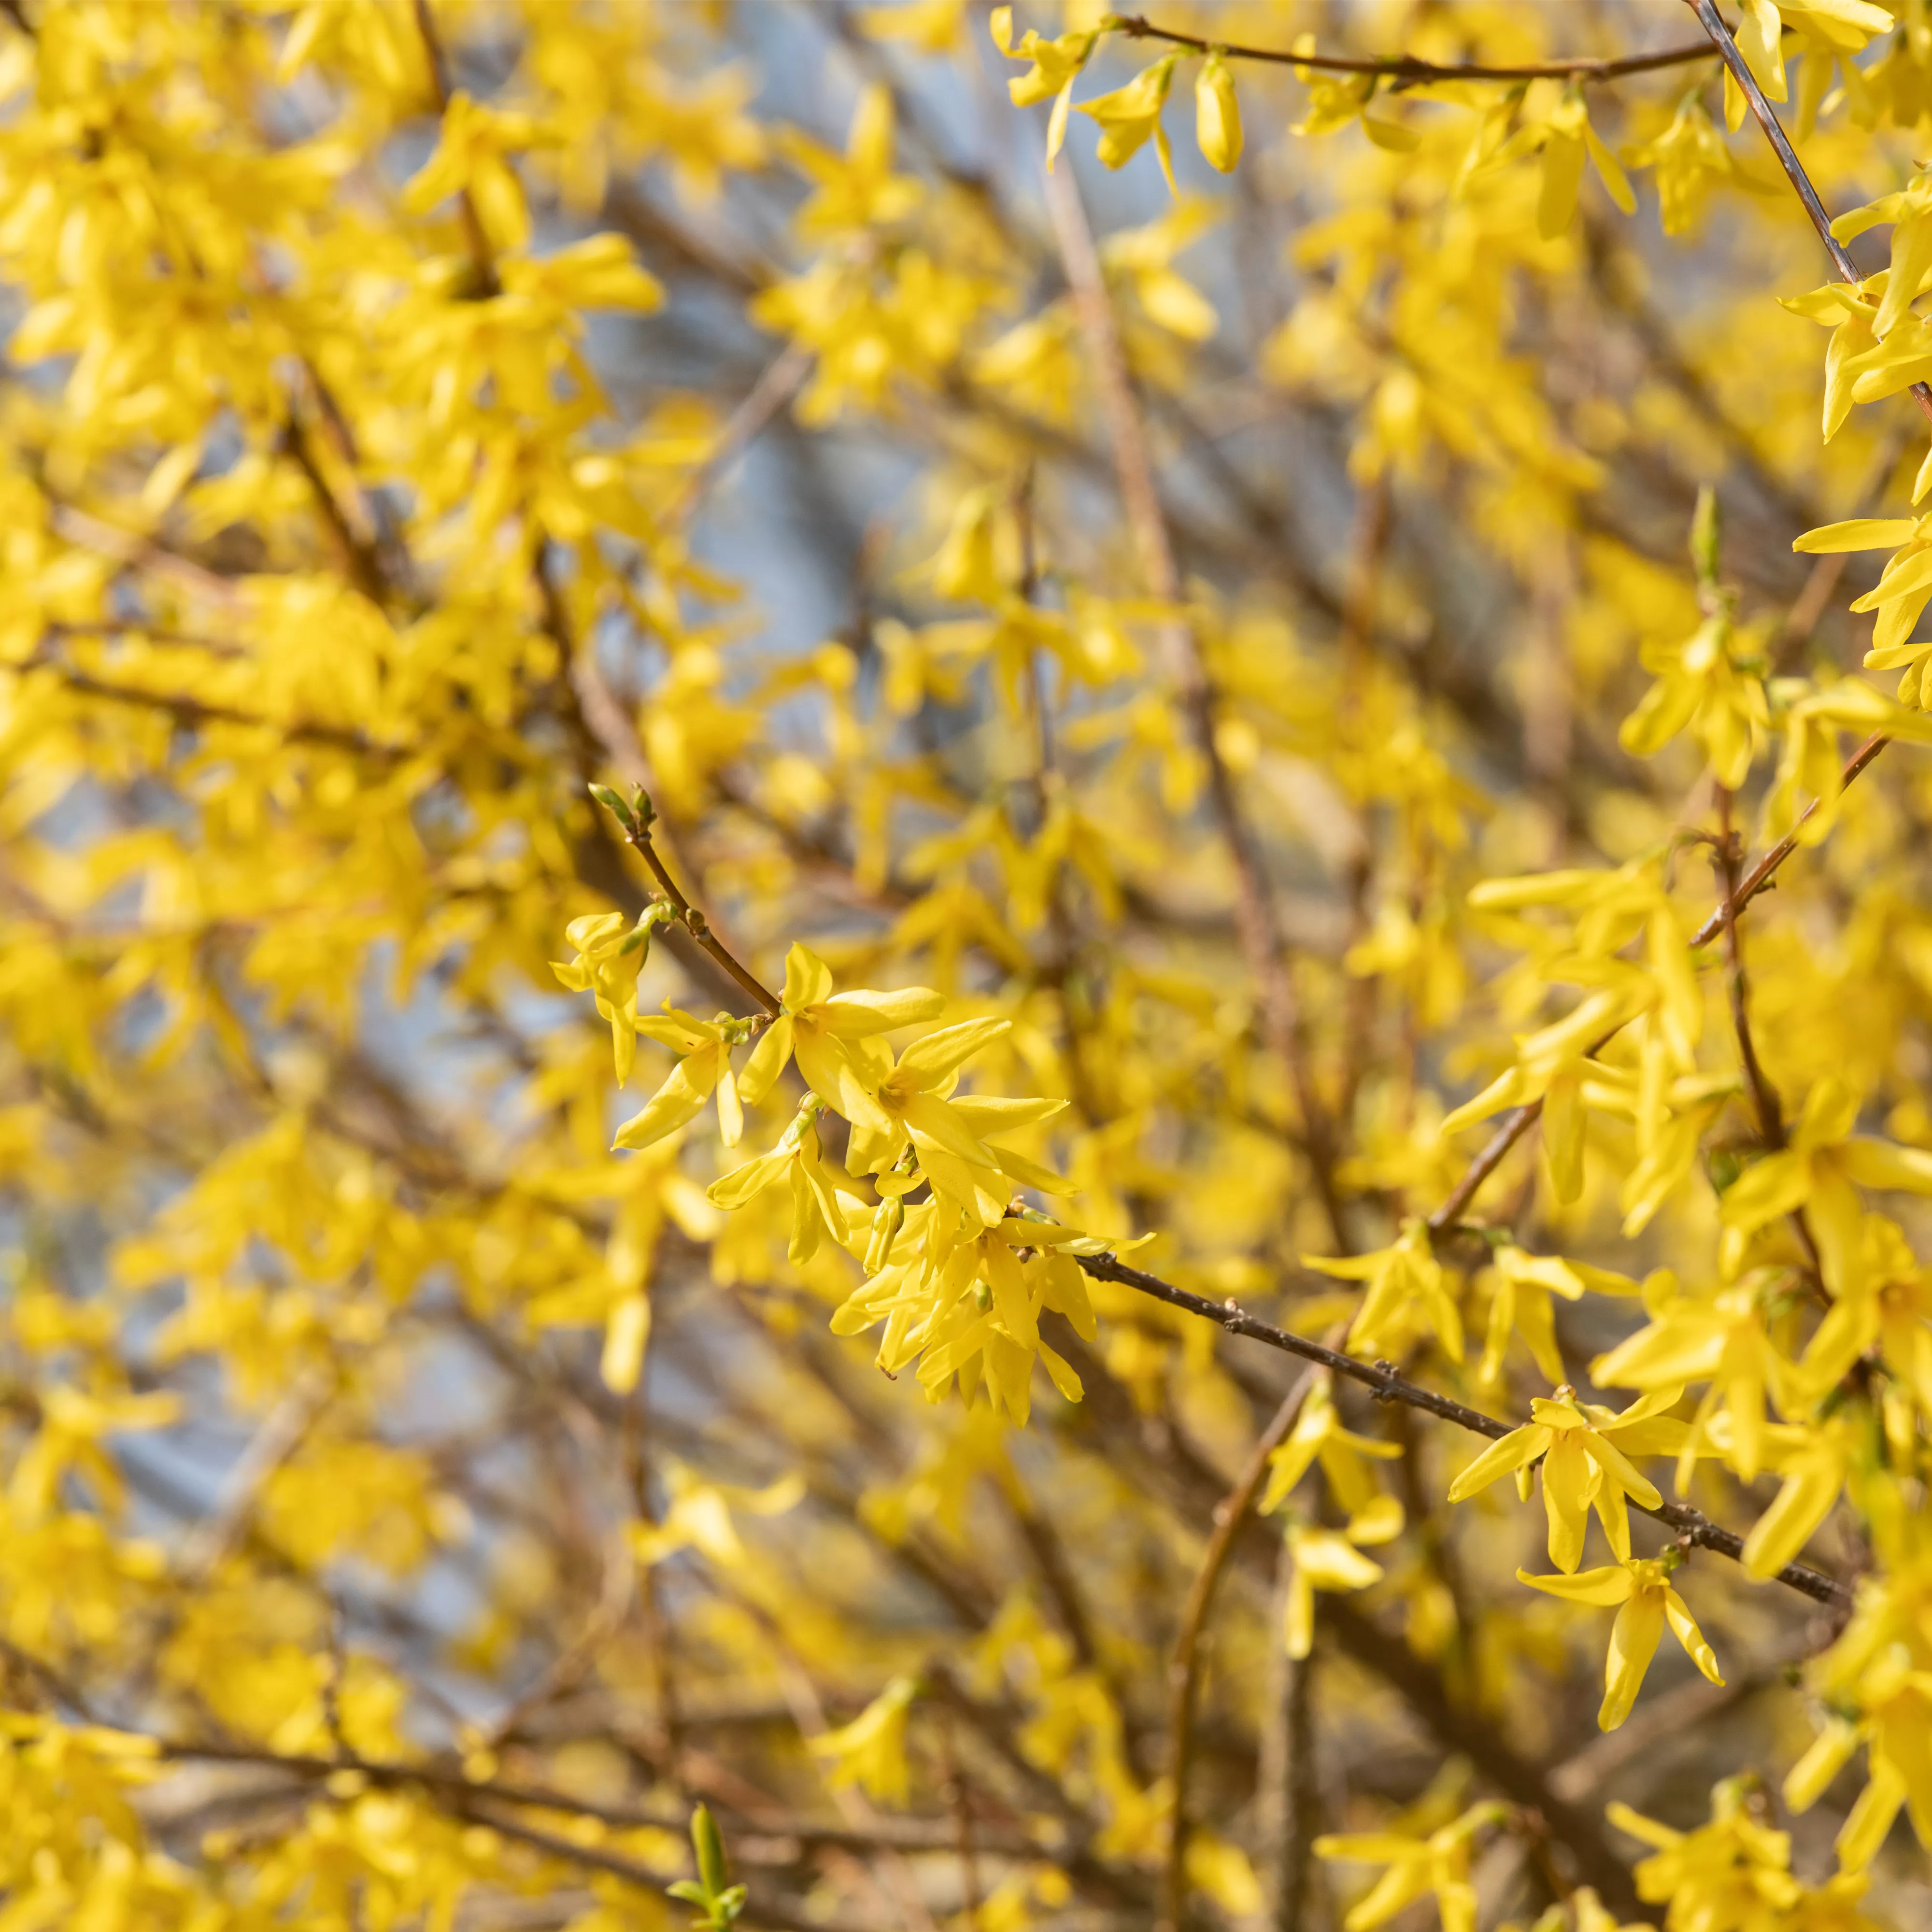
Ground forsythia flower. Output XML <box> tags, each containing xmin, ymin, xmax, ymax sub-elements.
<box><xmin>1448</xmin><ymin>1386</ymin><xmax>1689</xmax><ymax>1573</ymax></box>
<box><xmin>988</xmin><ymin>7</ymin><xmax>1098</xmax><ymax>167</ymax></box>
<box><xmin>1306</xmin><ymin>1219</ymin><xmax>1463</xmax><ymax>1364</ymax></box>
<box><xmin>707</xmin><ymin>1096</ymin><xmax>867</xmax><ymax>1264</ymax></box>
<box><xmin>1617</xmin><ymin>604</ymin><xmax>1768</xmax><ymax>787</ymax></box>
<box><xmin>1519</xmin><ymin>1556</ymin><xmax>1724</xmax><ymax>1730</ymax></box>
<box><xmin>1716</xmin><ymin>1076</ymin><xmax>1932</xmax><ymax>1294</ymax></box>
<box><xmin>810</xmin><ymin>1676</ymin><xmax>918</xmax><ymax>1804</ymax></box>
<box><xmin>1787</xmin><ymin>1517</ymin><xmax>1932</xmax><ymax>1869</ymax></box>
<box><xmin>1591</xmin><ymin>1274</ymin><xmax>1797</xmax><ymax>1485</ymax></box>
<box><xmin>1077</xmin><ymin>56</ymin><xmax>1179</xmax><ymax>191</ymax></box>
<box><xmin>1315</xmin><ymin>1799</ymin><xmax>1507</xmax><ymax>1932</ymax></box>
<box><xmin>1279</xmin><ymin>1520</ymin><xmax>1387</xmax><ymax>1658</ymax></box>
<box><xmin>736</xmin><ymin>942</ymin><xmax>946</xmax><ymax>1114</ymax></box>
<box><xmin>1477</xmin><ymin>1246</ymin><xmax>1638</xmax><ymax>1387</ymax></box>
<box><xmin>613</xmin><ymin>1006</ymin><xmax>756</xmax><ymax>1151</ymax></box>
<box><xmin>552</xmin><ymin>904</ymin><xmax>675</xmax><ymax>1085</ymax></box>
<box><xmin>1259</xmin><ymin>1377</ymin><xmax>1405</xmax><ymax>1544</ymax></box>
<box><xmin>1609</xmin><ymin>1779</ymin><xmax>1837</xmax><ymax>1926</ymax></box>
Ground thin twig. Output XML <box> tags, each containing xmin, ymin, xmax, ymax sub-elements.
<box><xmin>1684</xmin><ymin>0</ymin><xmax>1932</xmax><ymax>429</ymax></box>
<box><xmin>1158</xmin><ymin>1367</ymin><xmax>1322</xmax><ymax>1932</ymax></box>
<box><xmin>1684</xmin><ymin>729</ymin><xmax>1889</xmax><ymax>945</ymax></box>
<box><xmin>1072</xmin><ymin>1249</ymin><xmax>1848</xmax><ymax>1606</ymax></box>
<box><xmin>410</xmin><ymin>0</ymin><xmax>500</xmax><ymax>296</ymax></box>
<box><xmin>1114</xmin><ymin>11</ymin><xmax>1719</xmax><ymax>86</ymax></box>
<box><xmin>667</xmin><ymin>343</ymin><xmax>814</xmax><ymax>531</ymax></box>
<box><xmin>1712</xmin><ymin>787</ymin><xmax>1785</xmax><ymax>1150</ymax></box>
<box><xmin>34</xmin><ymin>661</ymin><xmax>405</xmax><ymax>758</ymax></box>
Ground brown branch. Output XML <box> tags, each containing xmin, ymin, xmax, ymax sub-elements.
<box><xmin>281</xmin><ymin>408</ymin><xmax>391</xmax><ymax>607</ymax></box>
<box><xmin>612</xmin><ymin>810</ymin><xmax>781</xmax><ymax>1017</ymax></box>
<box><xmin>668</xmin><ymin>343</ymin><xmax>814</xmax><ymax>532</ymax></box>
<box><xmin>1072</xmin><ymin>1248</ymin><xmax>1849</xmax><ymax>1606</ymax></box>
<box><xmin>1113</xmin><ymin>11</ymin><xmax>1719</xmax><ymax>85</ymax></box>
<box><xmin>1712</xmin><ymin>788</ymin><xmax>1785</xmax><ymax>1150</ymax></box>
<box><xmin>49</xmin><ymin>502</ymin><xmax>243</xmax><ymax>610</ymax></box>
<box><xmin>1043</xmin><ymin>160</ymin><xmax>1350</xmax><ymax>1250</ymax></box>
<box><xmin>1158</xmin><ymin>1368</ymin><xmax>1321</xmax><ymax>1932</ymax></box>
<box><xmin>1254</xmin><ymin>1555</ymin><xmax>1318</xmax><ymax>1932</ymax></box>
<box><xmin>35</xmin><ymin>660</ymin><xmax>406</xmax><ymax>758</ymax></box>
<box><xmin>1685</xmin><ymin>728</ymin><xmax>1889</xmax><ymax>943</ymax></box>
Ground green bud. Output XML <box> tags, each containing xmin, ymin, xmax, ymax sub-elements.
<box><xmin>1690</xmin><ymin>484</ymin><xmax>1722</xmax><ymax>590</ymax></box>
<box><xmin>588</xmin><ymin>782</ymin><xmax>635</xmax><ymax>831</ymax></box>
<box><xmin>692</xmin><ymin>1804</ymin><xmax>728</xmax><ymax>1899</ymax></box>
<box><xmin>973</xmin><ymin>1278</ymin><xmax>994</xmax><ymax>1311</ymax></box>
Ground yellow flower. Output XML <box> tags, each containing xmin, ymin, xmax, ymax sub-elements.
<box><xmin>1449</xmin><ymin>1385</ymin><xmax>1689</xmax><ymax>1573</ymax></box>
<box><xmin>1734</xmin><ymin>0</ymin><xmax>1895</xmax><ymax>104</ymax></box>
<box><xmin>776</xmin><ymin>84</ymin><xmax>922</xmax><ymax>241</ymax></box>
<box><xmin>1590</xmin><ymin>1276</ymin><xmax>1796</xmax><ymax>1486</ymax></box>
<box><xmin>400</xmin><ymin>90</ymin><xmax>545</xmax><ymax>254</ymax></box>
<box><xmin>1788</xmin><ymin>1536</ymin><xmax>1932</xmax><ymax>1869</ymax></box>
<box><xmin>1077</xmin><ymin>56</ymin><xmax>1179</xmax><ymax>192</ymax></box>
<box><xmin>1305</xmin><ymin>1219</ymin><xmax>1463</xmax><ymax>1364</ymax></box>
<box><xmin>551</xmin><ymin>908</ymin><xmax>653</xmax><ymax>1086</ymax></box>
<box><xmin>707</xmin><ymin>1096</ymin><xmax>868</xmax><ymax>1264</ymax></box>
<box><xmin>1452</xmin><ymin>863</ymin><xmax>1701</xmax><ymax>1204</ymax></box>
<box><xmin>1609</xmin><ymin>1779</ymin><xmax>1803</xmax><ymax>1922</ymax></box>
<box><xmin>833</xmin><ymin>1210</ymin><xmax>1103</xmax><ymax>1424</ymax></box>
<box><xmin>613</xmin><ymin>1006</ymin><xmax>754</xmax><ymax>1152</ymax></box>
<box><xmin>1736</xmin><ymin>1416</ymin><xmax>1856</xmax><ymax>1582</ymax></box>
<box><xmin>1778</xmin><ymin>281</ymin><xmax>1881</xmax><ymax>440</ymax></box>
<box><xmin>1764</xmin><ymin>681</ymin><xmax>1932</xmax><ymax>841</ymax></box>
<box><xmin>988</xmin><ymin>7</ymin><xmax>1098</xmax><ymax>168</ymax></box>
<box><xmin>1519</xmin><ymin>1557</ymin><xmax>1723</xmax><ymax>1730</ymax></box>
<box><xmin>1315</xmin><ymin>1798</ymin><xmax>1506</xmax><ymax>1932</ymax></box>
<box><xmin>736</xmin><ymin>941</ymin><xmax>946</xmax><ymax>1116</ymax></box>
<box><xmin>1718</xmin><ymin>1076</ymin><xmax>1932</xmax><ymax>1294</ymax></box>
<box><xmin>1289</xmin><ymin>36</ymin><xmax>1417</xmax><ymax>151</ymax></box>
<box><xmin>1618</xmin><ymin>607</ymin><xmax>1769</xmax><ymax>789</ymax></box>
<box><xmin>810</xmin><ymin>1676</ymin><xmax>918</xmax><ymax>1805</ymax></box>
<box><xmin>631</xmin><ymin>1464</ymin><xmax>804</xmax><ymax>1571</ymax></box>
<box><xmin>844</xmin><ymin>1018</ymin><xmax>1072</xmax><ymax>1227</ymax></box>
<box><xmin>1477</xmin><ymin>1246</ymin><xmax>1639</xmax><ymax>1388</ymax></box>
<box><xmin>1280</xmin><ymin>1520</ymin><xmax>1386</xmax><ymax>1662</ymax></box>
<box><xmin>1259</xmin><ymin>1377</ymin><xmax>1405</xmax><ymax>1544</ymax></box>
<box><xmin>1624</xmin><ymin>92</ymin><xmax>1760</xmax><ymax>237</ymax></box>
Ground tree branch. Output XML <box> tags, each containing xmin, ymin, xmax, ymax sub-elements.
<box><xmin>1072</xmin><ymin>1249</ymin><xmax>1849</xmax><ymax>1606</ymax></box>
<box><xmin>1158</xmin><ymin>1367</ymin><xmax>1321</xmax><ymax>1932</ymax></box>
<box><xmin>1684</xmin><ymin>0</ymin><xmax>1932</xmax><ymax>429</ymax></box>
<box><xmin>1112</xmin><ymin>12</ymin><xmax>1719</xmax><ymax>86</ymax></box>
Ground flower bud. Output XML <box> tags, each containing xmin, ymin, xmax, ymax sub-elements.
<box><xmin>1195</xmin><ymin>53</ymin><xmax>1242</xmax><ymax>173</ymax></box>
<box><xmin>865</xmin><ymin>1194</ymin><xmax>905</xmax><ymax>1274</ymax></box>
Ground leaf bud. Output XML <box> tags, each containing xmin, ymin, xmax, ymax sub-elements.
<box><xmin>588</xmin><ymin>782</ymin><xmax>635</xmax><ymax>831</ymax></box>
<box><xmin>691</xmin><ymin>1804</ymin><xmax>728</xmax><ymax>1899</ymax></box>
<box><xmin>1690</xmin><ymin>484</ymin><xmax>1723</xmax><ymax>591</ymax></box>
